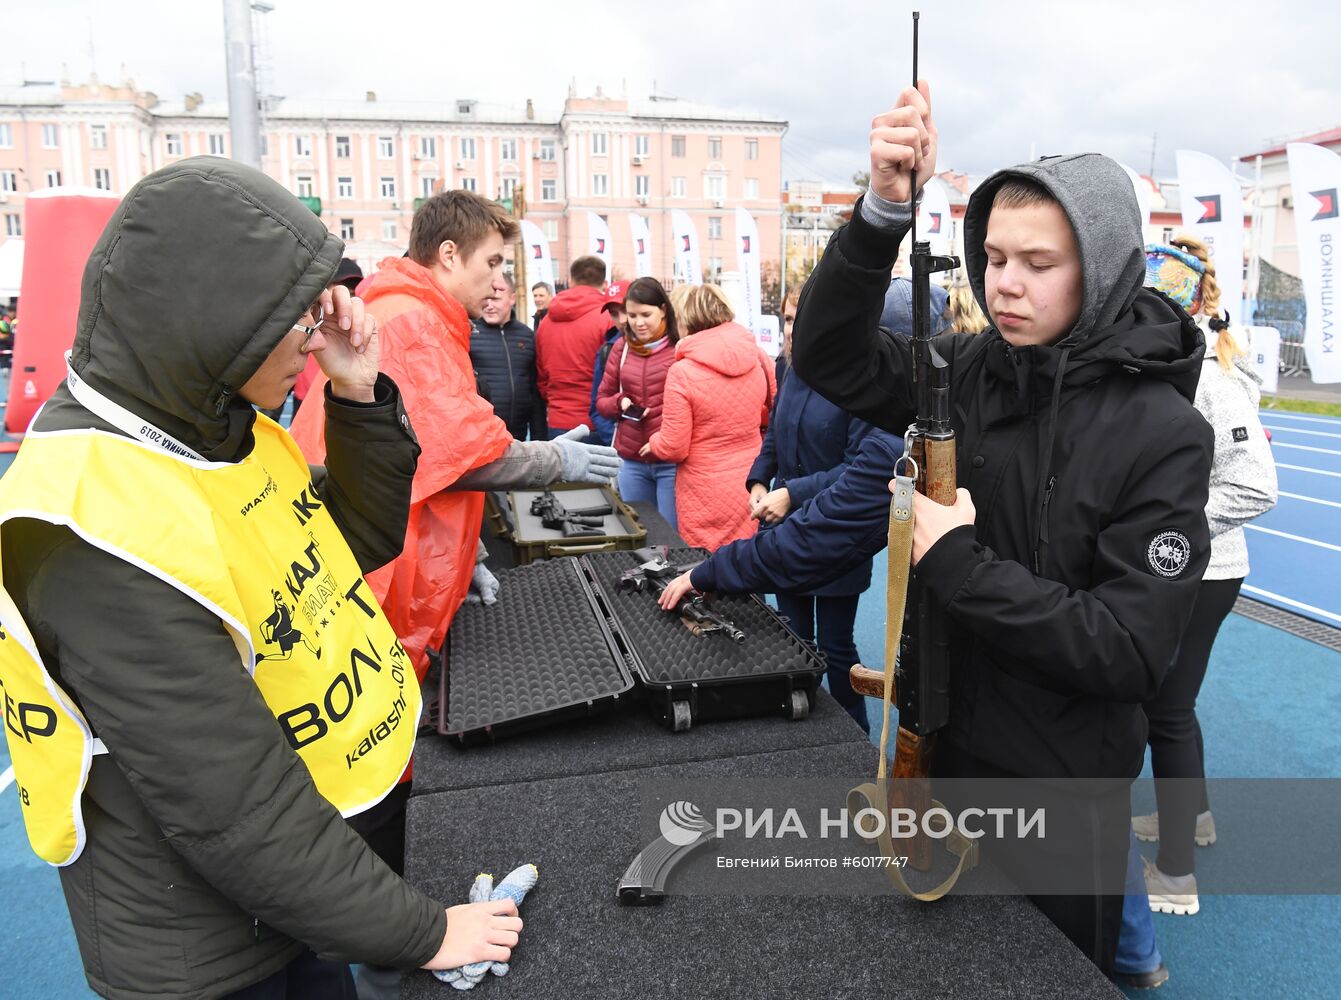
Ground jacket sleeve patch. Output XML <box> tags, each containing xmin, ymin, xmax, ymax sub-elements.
<box><xmin>1147</xmin><ymin>530</ymin><xmax>1192</xmax><ymax>578</ymax></box>
<box><xmin>1231</xmin><ymin>426</ymin><xmax>1249</xmax><ymax>442</ymax></box>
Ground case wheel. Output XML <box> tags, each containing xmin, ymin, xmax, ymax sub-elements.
<box><xmin>789</xmin><ymin>690</ymin><xmax>810</xmax><ymax>721</ymax></box>
<box><xmin>671</xmin><ymin>700</ymin><xmax>693</xmax><ymax>732</ymax></box>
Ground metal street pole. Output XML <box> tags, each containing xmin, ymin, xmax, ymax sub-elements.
<box><xmin>222</xmin><ymin>0</ymin><xmax>261</xmax><ymax>168</ymax></box>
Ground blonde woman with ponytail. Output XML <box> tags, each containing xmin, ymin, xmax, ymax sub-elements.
<box><xmin>1137</xmin><ymin>235</ymin><xmax>1278</xmax><ymax>916</ymax></box>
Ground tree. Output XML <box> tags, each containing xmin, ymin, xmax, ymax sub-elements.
<box><xmin>852</xmin><ymin>170</ymin><xmax>870</xmax><ymax>191</ymax></box>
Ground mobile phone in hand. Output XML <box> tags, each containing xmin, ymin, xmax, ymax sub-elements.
<box><xmin>623</xmin><ymin>403</ymin><xmax>647</xmax><ymax>421</ymax></box>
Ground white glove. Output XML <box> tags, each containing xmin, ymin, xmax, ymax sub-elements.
<box><xmin>552</xmin><ymin>424</ymin><xmax>622</xmax><ymax>484</ymax></box>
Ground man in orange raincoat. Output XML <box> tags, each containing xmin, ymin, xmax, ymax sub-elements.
<box><xmin>289</xmin><ymin>194</ymin><xmax>619</xmax><ymax>998</ymax></box>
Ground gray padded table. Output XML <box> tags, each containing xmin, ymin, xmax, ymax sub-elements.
<box><xmin>403</xmin><ymin>737</ymin><xmax>1121</xmax><ymax>999</ymax></box>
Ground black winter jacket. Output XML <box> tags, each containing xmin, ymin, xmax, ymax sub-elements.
<box><xmin>792</xmin><ymin>156</ymin><xmax>1213</xmax><ymax>781</ymax></box>
<box><xmin>470</xmin><ymin>314</ymin><xmax>546</xmax><ymax>440</ymax></box>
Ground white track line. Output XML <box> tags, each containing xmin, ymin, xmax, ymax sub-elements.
<box><xmin>1271</xmin><ymin>442</ymin><xmax>1341</xmax><ymax>457</ymax></box>
<box><xmin>1261</xmin><ymin>412</ymin><xmax>1341</xmax><ymax>425</ymax></box>
<box><xmin>1262</xmin><ymin>426</ymin><xmax>1341</xmax><ymax>440</ymax></box>
<box><xmin>0</xmin><ymin>766</ymin><xmax>13</xmax><ymax>795</ymax></box>
<box><xmin>1277</xmin><ymin>463</ymin><xmax>1341</xmax><ymax>479</ymax></box>
<box><xmin>1245</xmin><ymin>524</ymin><xmax>1341</xmax><ymax>553</ymax></box>
<box><xmin>1279</xmin><ymin>490</ymin><xmax>1341</xmax><ymax>509</ymax></box>
<box><xmin>1242</xmin><ymin>585</ymin><xmax>1341</xmax><ymax>626</ymax></box>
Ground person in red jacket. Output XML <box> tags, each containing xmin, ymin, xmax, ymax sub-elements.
<box><xmin>536</xmin><ymin>255</ymin><xmax>610</xmax><ymax>437</ymax></box>
<box><xmin>595</xmin><ymin>277</ymin><xmax>680</xmax><ymax>528</ymax></box>
<box><xmin>641</xmin><ymin>284</ymin><xmax>776</xmax><ymax>550</ymax></box>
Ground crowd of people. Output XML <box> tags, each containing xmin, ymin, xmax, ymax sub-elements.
<box><xmin>0</xmin><ymin>76</ymin><xmax>1280</xmax><ymax>1000</ymax></box>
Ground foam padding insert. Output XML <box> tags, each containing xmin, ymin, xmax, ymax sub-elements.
<box><xmin>402</xmin><ymin>741</ymin><xmax>1121</xmax><ymax>1000</ymax></box>
<box><xmin>446</xmin><ymin>558</ymin><xmax>632</xmax><ymax>739</ymax></box>
<box><xmin>585</xmin><ymin>547</ymin><xmax>824</xmax><ymax>685</ymax></box>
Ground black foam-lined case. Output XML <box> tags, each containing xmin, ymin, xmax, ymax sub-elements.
<box><xmin>581</xmin><ymin>548</ymin><xmax>826</xmax><ymax>732</ymax></box>
<box><xmin>440</xmin><ymin>557</ymin><xmax>634</xmax><ymax>745</ymax></box>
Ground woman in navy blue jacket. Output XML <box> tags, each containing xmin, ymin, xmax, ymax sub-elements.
<box><xmin>745</xmin><ymin>369</ymin><xmax>875</xmax><ymax>732</ymax></box>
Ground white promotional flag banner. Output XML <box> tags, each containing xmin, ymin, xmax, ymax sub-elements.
<box><xmin>1175</xmin><ymin>150</ymin><xmax>1245</xmax><ymax>327</ymax></box>
<box><xmin>671</xmin><ymin>209</ymin><xmax>703</xmax><ymax>285</ymax></box>
<box><xmin>1286</xmin><ymin>142</ymin><xmax>1341</xmax><ymax>383</ymax></box>
<box><xmin>735</xmin><ymin>207</ymin><xmax>763</xmax><ymax>331</ymax></box>
<box><xmin>518</xmin><ymin>220</ymin><xmax>554</xmax><ymax>294</ymax></box>
<box><xmin>915</xmin><ymin>177</ymin><xmax>953</xmax><ymax>257</ymax></box>
<box><xmin>1118</xmin><ymin>163</ymin><xmax>1151</xmax><ymax>232</ymax></box>
<box><xmin>628</xmin><ymin>213</ymin><xmax>654</xmax><ymax>278</ymax></box>
<box><xmin>586</xmin><ymin>212</ymin><xmax>613</xmax><ymax>275</ymax></box>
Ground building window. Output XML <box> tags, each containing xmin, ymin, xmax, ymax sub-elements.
<box><xmin>592</xmin><ymin>174</ymin><xmax>609</xmax><ymax>196</ymax></box>
<box><xmin>592</xmin><ymin>133</ymin><xmax>608</xmax><ymax>156</ymax></box>
<box><xmin>46</xmin><ymin>169</ymin><xmax>62</xmax><ymax>188</ymax></box>
<box><xmin>460</xmin><ymin>137</ymin><xmax>476</xmax><ymax>160</ymax></box>
<box><xmin>500</xmin><ymin>139</ymin><xmax>517</xmax><ymax>161</ymax></box>
<box><xmin>420</xmin><ymin>175</ymin><xmax>436</xmax><ymax>198</ymax></box>
<box><xmin>208</xmin><ymin>134</ymin><xmax>226</xmax><ymax>156</ymax></box>
<box><xmin>418</xmin><ymin>136</ymin><xmax>437</xmax><ymax>159</ymax></box>
<box><xmin>295</xmin><ymin>135</ymin><xmax>312</xmax><ymax>158</ymax></box>
<box><xmin>378</xmin><ymin>136</ymin><xmax>394</xmax><ymax>158</ymax></box>
<box><xmin>705</xmin><ymin>175</ymin><xmax>725</xmax><ymax>200</ymax></box>
<box><xmin>671</xmin><ymin>135</ymin><xmax>685</xmax><ymax>158</ymax></box>
<box><xmin>4</xmin><ymin>214</ymin><xmax>20</xmax><ymax>237</ymax></box>
<box><xmin>708</xmin><ymin>137</ymin><xmax>722</xmax><ymax>159</ymax></box>
<box><xmin>708</xmin><ymin>256</ymin><xmax>723</xmax><ymax>279</ymax></box>
<box><xmin>539</xmin><ymin>140</ymin><xmax>555</xmax><ymax>162</ymax></box>
<box><xmin>541</xmin><ymin>179</ymin><xmax>556</xmax><ymax>201</ymax></box>
<box><xmin>635</xmin><ymin>135</ymin><xmax>649</xmax><ymax>157</ymax></box>
<box><xmin>744</xmin><ymin>178</ymin><xmax>759</xmax><ymax>200</ymax></box>
<box><xmin>457</xmin><ymin>101</ymin><xmax>473</xmax><ymax>115</ymax></box>
<box><xmin>337</xmin><ymin>176</ymin><xmax>354</xmax><ymax>199</ymax></box>
<box><xmin>296</xmin><ymin>176</ymin><xmax>314</xmax><ymax>198</ymax></box>
<box><xmin>165</xmin><ymin>134</ymin><xmax>182</xmax><ymax>156</ymax></box>
<box><xmin>635</xmin><ymin>175</ymin><xmax>649</xmax><ymax>197</ymax></box>
<box><xmin>543</xmin><ymin>219</ymin><xmax>559</xmax><ymax>241</ymax></box>
<box><xmin>708</xmin><ymin>216</ymin><xmax>722</xmax><ymax>239</ymax></box>
<box><xmin>94</xmin><ymin>168</ymin><xmax>112</xmax><ymax>191</ymax></box>
<box><xmin>379</xmin><ymin>177</ymin><xmax>396</xmax><ymax>200</ymax></box>
<box><xmin>260</xmin><ymin>134</ymin><xmax>269</xmax><ymax>157</ymax></box>
<box><xmin>0</xmin><ymin>171</ymin><xmax>16</xmax><ymax>193</ymax></box>
<box><xmin>382</xmin><ymin>219</ymin><xmax>398</xmax><ymax>241</ymax></box>
<box><xmin>41</xmin><ymin>124</ymin><xmax>59</xmax><ymax>148</ymax></box>
<box><xmin>0</xmin><ymin>124</ymin><xmax>11</xmax><ymax>148</ymax></box>
<box><xmin>501</xmin><ymin>177</ymin><xmax>517</xmax><ymax>199</ymax></box>
<box><xmin>90</xmin><ymin>124</ymin><xmax>108</xmax><ymax>150</ymax></box>
<box><xmin>745</xmin><ymin>138</ymin><xmax>758</xmax><ymax>160</ymax></box>
<box><xmin>339</xmin><ymin>218</ymin><xmax>355</xmax><ymax>240</ymax></box>
<box><xmin>672</xmin><ymin>176</ymin><xmax>686</xmax><ymax>198</ymax></box>
<box><xmin>335</xmin><ymin>135</ymin><xmax>351</xmax><ymax>158</ymax></box>
<box><xmin>461</xmin><ymin>177</ymin><xmax>477</xmax><ymax>193</ymax></box>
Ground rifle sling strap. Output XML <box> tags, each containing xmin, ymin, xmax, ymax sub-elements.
<box><xmin>861</xmin><ymin>472</ymin><xmax>978</xmax><ymax>901</ymax></box>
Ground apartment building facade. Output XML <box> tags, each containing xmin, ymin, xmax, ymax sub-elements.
<box><xmin>0</xmin><ymin>76</ymin><xmax>786</xmax><ymax>288</ymax></box>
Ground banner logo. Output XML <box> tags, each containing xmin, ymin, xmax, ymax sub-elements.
<box><xmin>1311</xmin><ymin>188</ymin><xmax>1339</xmax><ymax>221</ymax></box>
<box><xmin>595</xmin><ymin>238</ymin><xmax>606</xmax><ymax>254</ymax></box>
<box><xmin>927</xmin><ymin>212</ymin><xmax>943</xmax><ymax>234</ymax></box>
<box><xmin>681</xmin><ymin>235</ymin><xmax>691</xmax><ymax>252</ymax></box>
<box><xmin>741</xmin><ymin>236</ymin><xmax>752</xmax><ymax>254</ymax></box>
<box><xmin>636</xmin><ymin>238</ymin><xmax>645</xmax><ymax>254</ymax></box>
<box><xmin>531</xmin><ymin>244</ymin><xmax>543</xmax><ymax>260</ymax></box>
<box><xmin>1196</xmin><ymin>195</ymin><xmax>1222</xmax><ymax>224</ymax></box>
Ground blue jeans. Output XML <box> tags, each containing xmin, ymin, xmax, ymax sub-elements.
<box><xmin>1114</xmin><ymin>830</ymin><xmax>1163</xmax><ymax>975</ymax></box>
<box><xmin>618</xmin><ymin>459</ymin><xmax>678</xmax><ymax>530</ymax></box>
<box><xmin>774</xmin><ymin>592</ymin><xmax>869</xmax><ymax>734</ymax></box>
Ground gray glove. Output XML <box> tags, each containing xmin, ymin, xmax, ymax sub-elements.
<box><xmin>552</xmin><ymin>424</ymin><xmax>622</xmax><ymax>484</ymax></box>
<box><xmin>465</xmin><ymin>557</ymin><xmax>500</xmax><ymax>605</ymax></box>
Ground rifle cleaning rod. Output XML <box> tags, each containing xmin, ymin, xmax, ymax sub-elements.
<box><xmin>910</xmin><ymin>11</ymin><xmax>920</xmax><ymax>247</ymax></box>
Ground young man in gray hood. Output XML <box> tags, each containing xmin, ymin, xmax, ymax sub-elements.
<box><xmin>0</xmin><ymin>158</ymin><xmax>522</xmax><ymax>998</ymax></box>
<box><xmin>789</xmin><ymin>84</ymin><xmax>1213</xmax><ymax>977</ymax></box>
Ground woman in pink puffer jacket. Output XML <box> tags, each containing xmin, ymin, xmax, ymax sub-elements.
<box><xmin>642</xmin><ymin>285</ymin><xmax>776</xmax><ymax>550</ymax></box>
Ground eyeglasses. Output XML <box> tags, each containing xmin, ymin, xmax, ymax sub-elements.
<box><xmin>292</xmin><ymin>303</ymin><xmax>325</xmax><ymax>348</ymax></box>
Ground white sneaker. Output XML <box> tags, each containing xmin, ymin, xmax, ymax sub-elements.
<box><xmin>1143</xmin><ymin>856</ymin><xmax>1199</xmax><ymax>916</ymax></box>
<box><xmin>1131</xmin><ymin>810</ymin><xmax>1216</xmax><ymax>846</ymax></box>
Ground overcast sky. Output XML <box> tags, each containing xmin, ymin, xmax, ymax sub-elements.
<box><xmin>6</xmin><ymin>0</ymin><xmax>1339</xmax><ymax>185</ymax></box>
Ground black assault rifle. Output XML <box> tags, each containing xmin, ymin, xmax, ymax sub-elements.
<box><xmin>530</xmin><ymin>490</ymin><xmax>614</xmax><ymax>537</ymax></box>
<box><xmin>617</xmin><ymin>546</ymin><xmax>746</xmax><ymax>643</ymax></box>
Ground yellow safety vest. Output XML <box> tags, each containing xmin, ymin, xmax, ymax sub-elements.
<box><xmin>0</xmin><ymin>414</ymin><xmax>419</xmax><ymax>866</ymax></box>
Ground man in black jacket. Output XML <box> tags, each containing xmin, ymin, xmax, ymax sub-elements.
<box><xmin>786</xmin><ymin>84</ymin><xmax>1213</xmax><ymax>977</ymax></box>
<box><xmin>470</xmin><ymin>274</ymin><xmax>546</xmax><ymax>439</ymax></box>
